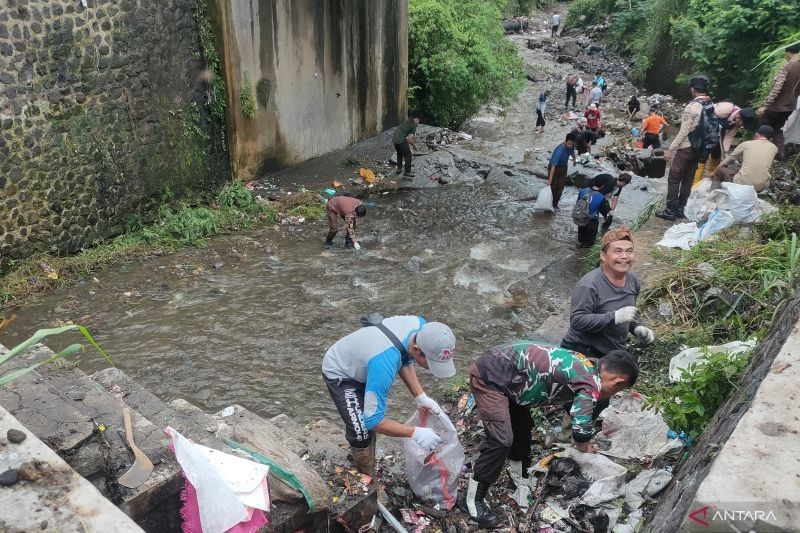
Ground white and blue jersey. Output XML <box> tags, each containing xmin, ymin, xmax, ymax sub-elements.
<box><xmin>322</xmin><ymin>315</ymin><xmax>425</xmax><ymax>430</ymax></box>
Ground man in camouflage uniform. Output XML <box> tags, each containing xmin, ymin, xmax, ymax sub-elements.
<box><xmin>462</xmin><ymin>341</ymin><xmax>638</xmax><ymax>528</ymax></box>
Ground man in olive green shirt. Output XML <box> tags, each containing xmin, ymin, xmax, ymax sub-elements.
<box><xmin>393</xmin><ymin>111</ymin><xmax>422</xmax><ymax>178</ymax></box>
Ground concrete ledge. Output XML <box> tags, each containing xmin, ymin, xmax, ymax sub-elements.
<box><xmin>0</xmin><ymin>405</ymin><xmax>144</xmax><ymax>533</ymax></box>
<box><xmin>682</xmin><ymin>321</ymin><xmax>800</xmax><ymax>531</ymax></box>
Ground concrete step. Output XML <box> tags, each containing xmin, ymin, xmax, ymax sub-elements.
<box><xmin>0</xmin><ymin>344</ymin><xmax>183</xmax><ymax>526</ymax></box>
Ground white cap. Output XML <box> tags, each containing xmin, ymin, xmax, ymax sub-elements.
<box><xmin>416</xmin><ymin>322</ymin><xmax>456</xmax><ymax>378</ymax></box>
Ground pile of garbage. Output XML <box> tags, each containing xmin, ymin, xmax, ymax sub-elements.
<box><xmin>657</xmin><ymin>181</ymin><xmax>777</xmax><ymax>250</ymax></box>
<box><xmin>423</xmin><ymin>129</ymin><xmax>472</xmax><ymax>150</ymax></box>
<box><xmin>382</xmin><ymin>391</ymin><xmax>683</xmax><ymax>532</ymax></box>
<box><xmin>503</xmin><ymin>17</ymin><xmax>532</xmax><ymax>33</ymax></box>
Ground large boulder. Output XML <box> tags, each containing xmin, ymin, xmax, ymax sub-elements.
<box><xmin>559</xmin><ymin>38</ymin><xmax>582</xmax><ymax>57</ymax></box>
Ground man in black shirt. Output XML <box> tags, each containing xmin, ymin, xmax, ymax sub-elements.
<box><xmin>576</xmin><ymin>129</ymin><xmax>605</xmax><ymax>155</ymax></box>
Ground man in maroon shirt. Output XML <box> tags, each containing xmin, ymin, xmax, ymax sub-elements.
<box><xmin>326</xmin><ymin>196</ymin><xmax>366</xmax><ymax>250</ymax></box>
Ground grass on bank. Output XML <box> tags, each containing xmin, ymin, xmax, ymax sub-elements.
<box><xmin>633</xmin><ymin>206</ymin><xmax>800</xmax><ymax>438</ymax></box>
<box><xmin>0</xmin><ymin>182</ymin><xmax>329</xmax><ymax>319</ymax></box>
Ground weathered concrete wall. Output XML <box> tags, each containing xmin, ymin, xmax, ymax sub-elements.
<box><xmin>645</xmin><ymin>290</ymin><xmax>800</xmax><ymax>531</ymax></box>
<box><xmin>213</xmin><ymin>0</ymin><xmax>408</xmax><ymax>177</ymax></box>
<box><xmin>0</xmin><ymin>0</ymin><xmax>229</xmax><ymax>259</ymax></box>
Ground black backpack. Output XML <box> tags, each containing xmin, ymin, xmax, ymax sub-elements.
<box><xmin>688</xmin><ymin>99</ymin><xmax>720</xmax><ymax>160</ymax></box>
<box><xmin>572</xmin><ymin>188</ymin><xmax>594</xmax><ymax>226</ymax></box>
<box><xmin>361</xmin><ymin>313</ymin><xmax>411</xmax><ymax>366</ymax></box>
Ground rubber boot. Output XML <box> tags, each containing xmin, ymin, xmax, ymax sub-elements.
<box><xmin>462</xmin><ymin>476</ymin><xmax>501</xmax><ymax>528</ymax></box>
<box><xmin>350</xmin><ymin>439</ymin><xmax>376</xmax><ymax>477</ymax></box>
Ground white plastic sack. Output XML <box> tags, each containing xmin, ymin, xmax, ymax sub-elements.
<box><xmin>669</xmin><ymin>339</ymin><xmax>757</xmax><ymax>382</ymax></box>
<box><xmin>698</xmin><ymin>209</ymin><xmax>735</xmax><ymax>241</ymax></box>
<box><xmin>568</xmin><ymin>447</ymin><xmax>627</xmax><ymax>507</ymax></box>
<box><xmin>685</xmin><ymin>180</ymin><xmax>714</xmax><ymax>222</ymax></box>
<box><xmin>720</xmin><ymin>182</ymin><xmax>760</xmax><ymax>223</ymax></box>
<box><xmin>167</xmin><ymin>427</ymin><xmax>271</xmax><ymax>533</ymax></box>
<box><xmin>534</xmin><ymin>185</ymin><xmax>554</xmax><ymax>212</ymax></box>
<box><xmin>624</xmin><ymin>469</ymin><xmax>673</xmax><ymax>509</ymax></box>
<box><xmin>656</xmin><ymin>222</ymin><xmax>699</xmax><ymax>250</ymax></box>
<box><xmin>600</xmin><ymin>393</ymin><xmax>683</xmax><ymax>460</ymax></box>
<box><xmin>403</xmin><ymin>409</ymin><xmax>464</xmax><ymax>509</ymax></box>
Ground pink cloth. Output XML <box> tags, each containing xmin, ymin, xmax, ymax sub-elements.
<box><xmin>181</xmin><ymin>475</ymin><xmax>268</xmax><ymax>533</ymax></box>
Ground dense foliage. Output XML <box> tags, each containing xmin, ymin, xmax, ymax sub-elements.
<box><xmin>408</xmin><ymin>0</ymin><xmax>525</xmax><ymax>127</ymax></box>
<box><xmin>566</xmin><ymin>0</ymin><xmax>800</xmax><ymax>103</ymax></box>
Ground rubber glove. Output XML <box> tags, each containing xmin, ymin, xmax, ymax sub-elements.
<box><xmin>614</xmin><ymin>306</ymin><xmax>637</xmax><ymax>325</ymax></box>
<box><xmin>634</xmin><ymin>325</ymin><xmax>655</xmax><ymax>344</ymax></box>
<box><xmin>411</xmin><ymin>427</ymin><xmax>441</xmax><ymax>450</ymax></box>
<box><xmin>415</xmin><ymin>393</ymin><xmax>442</xmax><ymax>415</ymax></box>
<box><xmin>353</xmin><ymin>242</ymin><xmax>361</xmax><ymax>251</ymax></box>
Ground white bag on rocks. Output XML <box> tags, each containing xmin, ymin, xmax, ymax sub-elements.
<box><xmin>669</xmin><ymin>339</ymin><xmax>757</xmax><ymax>382</ymax></box>
<box><xmin>720</xmin><ymin>182</ymin><xmax>760</xmax><ymax>223</ymax></box>
<box><xmin>534</xmin><ymin>185</ymin><xmax>554</xmax><ymax>212</ymax></box>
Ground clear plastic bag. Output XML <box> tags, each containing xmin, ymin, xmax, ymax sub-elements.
<box><xmin>698</xmin><ymin>208</ymin><xmax>734</xmax><ymax>241</ymax></box>
<box><xmin>403</xmin><ymin>409</ymin><xmax>464</xmax><ymax>509</ymax></box>
<box><xmin>533</xmin><ymin>185</ymin><xmax>554</xmax><ymax>212</ymax></box>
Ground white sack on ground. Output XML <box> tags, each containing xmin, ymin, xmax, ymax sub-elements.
<box><xmin>669</xmin><ymin>339</ymin><xmax>757</xmax><ymax>382</ymax></box>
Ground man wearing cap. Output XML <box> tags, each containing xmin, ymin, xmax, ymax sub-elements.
<box><xmin>657</xmin><ymin>74</ymin><xmax>712</xmax><ymax>221</ymax></box>
<box><xmin>463</xmin><ymin>343</ymin><xmax>639</xmax><ymax>527</ymax></box>
<box><xmin>561</xmin><ymin>227</ymin><xmax>654</xmax><ymax>414</ymax></box>
<box><xmin>322</xmin><ymin>316</ymin><xmax>456</xmax><ymax>477</ymax></box>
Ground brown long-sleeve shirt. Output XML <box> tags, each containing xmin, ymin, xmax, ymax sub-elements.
<box><xmin>327</xmin><ymin>196</ymin><xmax>362</xmax><ymax>241</ymax></box>
<box><xmin>764</xmin><ymin>59</ymin><xmax>800</xmax><ymax>113</ymax></box>
<box><xmin>669</xmin><ymin>97</ymin><xmax>710</xmax><ymax>151</ymax></box>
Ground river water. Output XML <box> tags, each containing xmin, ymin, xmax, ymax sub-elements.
<box><xmin>0</xmin><ymin>24</ymin><xmax>663</xmax><ymax>425</ymax></box>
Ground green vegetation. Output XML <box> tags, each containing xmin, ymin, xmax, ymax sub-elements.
<box><xmin>633</xmin><ymin>207</ymin><xmax>800</xmax><ymax>437</ymax></box>
<box><xmin>408</xmin><ymin>0</ymin><xmax>525</xmax><ymax>127</ymax></box>
<box><xmin>190</xmin><ymin>0</ymin><xmax>226</xmax><ymax>146</ymax></box>
<box><xmin>275</xmin><ymin>191</ymin><xmax>328</xmax><ymax>221</ymax></box>
<box><xmin>0</xmin><ymin>181</ymin><xmax>276</xmax><ymax>318</ymax></box>
<box><xmin>1</xmin><ymin>326</ymin><xmax>112</xmax><ymax>387</ymax></box>
<box><xmin>644</xmin><ymin>348</ymin><xmax>751</xmax><ymax>440</ymax></box>
<box><xmin>241</xmin><ymin>73</ymin><xmax>257</xmax><ymax>119</ymax></box>
<box><xmin>566</xmin><ymin>0</ymin><xmax>800</xmax><ymax>103</ymax></box>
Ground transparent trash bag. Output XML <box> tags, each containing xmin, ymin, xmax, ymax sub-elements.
<box><xmin>534</xmin><ymin>185</ymin><xmax>554</xmax><ymax>212</ymax></box>
<box><xmin>403</xmin><ymin>409</ymin><xmax>464</xmax><ymax>509</ymax></box>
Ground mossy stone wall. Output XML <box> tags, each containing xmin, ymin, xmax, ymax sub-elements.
<box><xmin>0</xmin><ymin>0</ymin><xmax>229</xmax><ymax>259</ymax></box>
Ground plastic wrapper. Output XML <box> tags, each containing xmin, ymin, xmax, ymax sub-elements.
<box><xmin>534</xmin><ymin>185</ymin><xmax>554</xmax><ymax>212</ymax></box>
<box><xmin>403</xmin><ymin>409</ymin><xmax>464</xmax><ymax>509</ymax></box>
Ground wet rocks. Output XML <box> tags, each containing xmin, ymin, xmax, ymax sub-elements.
<box><xmin>558</xmin><ymin>38</ymin><xmax>581</xmax><ymax>58</ymax></box>
<box><xmin>18</xmin><ymin>461</ymin><xmax>45</xmax><ymax>482</ymax></box>
<box><xmin>7</xmin><ymin>428</ymin><xmax>26</xmax><ymax>444</ymax></box>
<box><xmin>0</xmin><ymin>468</ymin><xmax>19</xmax><ymax>486</ymax></box>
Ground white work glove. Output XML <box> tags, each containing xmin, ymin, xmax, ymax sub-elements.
<box><xmin>415</xmin><ymin>393</ymin><xmax>441</xmax><ymax>415</ymax></box>
<box><xmin>634</xmin><ymin>325</ymin><xmax>655</xmax><ymax>344</ymax></box>
<box><xmin>353</xmin><ymin>242</ymin><xmax>361</xmax><ymax>251</ymax></box>
<box><xmin>411</xmin><ymin>427</ymin><xmax>441</xmax><ymax>450</ymax></box>
<box><xmin>614</xmin><ymin>306</ymin><xmax>637</xmax><ymax>325</ymax></box>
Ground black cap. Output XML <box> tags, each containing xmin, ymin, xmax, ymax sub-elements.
<box><xmin>689</xmin><ymin>74</ymin><xmax>710</xmax><ymax>93</ymax></box>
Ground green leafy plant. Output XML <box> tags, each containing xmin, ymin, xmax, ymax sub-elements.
<box><xmin>241</xmin><ymin>73</ymin><xmax>257</xmax><ymax>119</ymax></box>
<box><xmin>644</xmin><ymin>348</ymin><xmax>751</xmax><ymax>439</ymax></box>
<box><xmin>218</xmin><ymin>181</ymin><xmax>257</xmax><ymax>210</ymax></box>
<box><xmin>1</xmin><ymin>326</ymin><xmax>112</xmax><ymax>386</ymax></box>
<box><xmin>408</xmin><ymin>0</ymin><xmax>525</xmax><ymax>127</ymax></box>
<box><xmin>564</xmin><ymin>0</ymin><xmax>609</xmax><ymax>30</ymax></box>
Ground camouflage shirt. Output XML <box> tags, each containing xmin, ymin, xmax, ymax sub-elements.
<box><xmin>475</xmin><ymin>341</ymin><xmax>601</xmax><ymax>442</ymax></box>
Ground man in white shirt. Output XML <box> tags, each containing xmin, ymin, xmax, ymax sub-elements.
<box><xmin>551</xmin><ymin>12</ymin><xmax>560</xmax><ymax>38</ymax></box>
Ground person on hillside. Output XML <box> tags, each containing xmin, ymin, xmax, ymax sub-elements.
<box><xmin>547</xmin><ymin>132</ymin><xmax>577</xmax><ymax>210</ymax></box>
<box><xmin>593</xmin><ymin>71</ymin><xmax>607</xmax><ymax>92</ymax></box>
<box><xmin>586</xmin><ymin>82</ymin><xmax>603</xmax><ymax>107</ymax></box>
<box><xmin>627</xmin><ymin>95</ymin><xmax>641</xmax><ymax>120</ymax></box>
<box><xmin>708</xmin><ymin>103</ymin><xmax>757</xmax><ymax>172</ymax></box>
<box><xmin>758</xmin><ymin>43</ymin><xmax>800</xmax><ymax>160</ymax></box>
<box><xmin>393</xmin><ymin>111</ymin><xmax>422</xmax><ymax>179</ymax></box>
<box><xmin>535</xmin><ymin>90</ymin><xmax>550</xmax><ymax>133</ymax></box>
<box><xmin>575</xmin><ymin>176</ymin><xmax>613</xmax><ymax>248</ymax></box>
<box><xmin>550</xmin><ymin>11</ymin><xmax>560</xmax><ymax>38</ymax></box>
<box><xmin>710</xmin><ymin>125</ymin><xmax>778</xmax><ymax>192</ymax></box>
<box><xmin>584</xmin><ymin>103</ymin><xmax>602</xmax><ymax>131</ymax></box>
<box><xmin>462</xmin><ymin>343</ymin><xmax>638</xmax><ymax>528</ymax></box>
<box><xmin>576</xmin><ymin>76</ymin><xmax>585</xmax><ymax>99</ymax></box>
<box><xmin>641</xmin><ymin>107</ymin><xmax>668</xmax><ymax>150</ymax></box>
<box><xmin>591</xmin><ymin>173</ymin><xmax>631</xmax><ymax>229</ymax></box>
<box><xmin>561</xmin><ymin>226</ymin><xmax>654</xmax><ymax>414</ymax></box>
<box><xmin>326</xmin><ymin>196</ymin><xmax>366</xmax><ymax>250</ymax></box>
<box><xmin>576</xmin><ymin>128</ymin><xmax>605</xmax><ymax>155</ymax></box>
<box><xmin>656</xmin><ymin>74</ymin><xmax>713</xmax><ymax>221</ymax></box>
<box><xmin>566</xmin><ymin>74</ymin><xmax>579</xmax><ymax>108</ymax></box>
<box><xmin>322</xmin><ymin>316</ymin><xmax>456</xmax><ymax>477</ymax></box>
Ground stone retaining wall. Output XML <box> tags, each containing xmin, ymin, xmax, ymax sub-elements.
<box><xmin>0</xmin><ymin>0</ymin><xmax>229</xmax><ymax>259</ymax></box>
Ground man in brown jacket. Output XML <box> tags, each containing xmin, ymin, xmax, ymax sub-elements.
<box><xmin>758</xmin><ymin>43</ymin><xmax>800</xmax><ymax>159</ymax></box>
<box><xmin>656</xmin><ymin>75</ymin><xmax>712</xmax><ymax>221</ymax></box>
<box><xmin>326</xmin><ymin>196</ymin><xmax>366</xmax><ymax>250</ymax></box>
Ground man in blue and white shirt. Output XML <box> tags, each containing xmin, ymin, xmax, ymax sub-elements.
<box><xmin>322</xmin><ymin>316</ymin><xmax>456</xmax><ymax>475</ymax></box>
